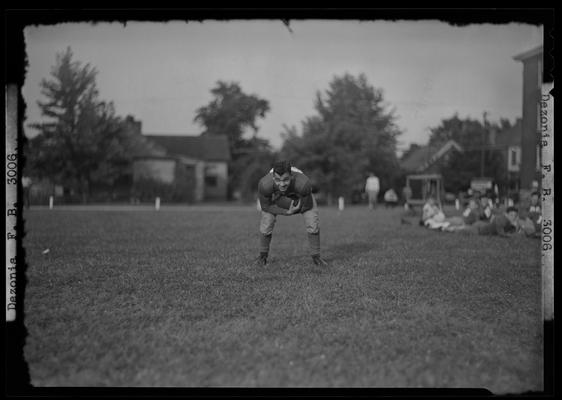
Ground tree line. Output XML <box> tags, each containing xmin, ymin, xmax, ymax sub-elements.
<box><xmin>26</xmin><ymin>47</ymin><xmax>517</xmax><ymax>203</ymax></box>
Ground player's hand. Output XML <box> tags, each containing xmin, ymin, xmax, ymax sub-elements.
<box><xmin>287</xmin><ymin>199</ymin><xmax>302</xmax><ymax>215</ymax></box>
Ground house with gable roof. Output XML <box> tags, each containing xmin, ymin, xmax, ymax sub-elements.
<box><xmin>399</xmin><ymin>139</ymin><xmax>463</xmax><ymax>174</ymax></box>
<box><xmin>133</xmin><ymin>133</ymin><xmax>231</xmax><ymax>202</ymax></box>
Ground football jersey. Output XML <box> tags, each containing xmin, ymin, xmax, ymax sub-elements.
<box><xmin>258</xmin><ymin>170</ymin><xmax>314</xmax><ymax>215</ymax></box>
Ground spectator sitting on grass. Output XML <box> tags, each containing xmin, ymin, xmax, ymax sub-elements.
<box><xmin>422</xmin><ymin>196</ymin><xmax>472</xmax><ymax>231</ymax></box>
<box><xmin>421</xmin><ymin>196</ymin><xmax>455</xmax><ymax>230</ymax></box>
<box><xmin>384</xmin><ymin>188</ymin><xmax>399</xmax><ymax>208</ymax></box>
<box><xmin>443</xmin><ymin>197</ymin><xmax>488</xmax><ymax>232</ymax></box>
<box><xmin>456</xmin><ymin>206</ymin><xmax>520</xmax><ymax>237</ymax></box>
<box><xmin>478</xmin><ymin>194</ymin><xmax>493</xmax><ymax>222</ymax></box>
<box><xmin>517</xmin><ymin>215</ymin><xmax>539</xmax><ymax>238</ymax></box>
<box><xmin>463</xmin><ymin>198</ymin><xmax>481</xmax><ymax>225</ymax></box>
<box><xmin>514</xmin><ymin>192</ymin><xmax>542</xmax><ymax>239</ymax></box>
<box><xmin>473</xmin><ymin>197</ymin><xmax>495</xmax><ymax>230</ymax></box>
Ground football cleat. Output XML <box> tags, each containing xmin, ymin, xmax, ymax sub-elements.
<box><xmin>311</xmin><ymin>255</ymin><xmax>328</xmax><ymax>267</ymax></box>
<box><xmin>254</xmin><ymin>254</ymin><xmax>268</xmax><ymax>267</ymax></box>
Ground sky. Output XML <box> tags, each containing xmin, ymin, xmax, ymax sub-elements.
<box><xmin>22</xmin><ymin>20</ymin><xmax>543</xmax><ymax>154</ymax></box>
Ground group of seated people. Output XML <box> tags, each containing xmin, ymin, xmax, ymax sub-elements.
<box><xmin>420</xmin><ymin>191</ymin><xmax>542</xmax><ymax>238</ymax></box>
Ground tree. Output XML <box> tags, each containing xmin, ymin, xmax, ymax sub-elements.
<box><xmin>400</xmin><ymin>143</ymin><xmax>422</xmax><ymax>161</ymax></box>
<box><xmin>428</xmin><ymin>113</ymin><xmax>514</xmax><ymax>150</ymax></box>
<box><xmin>280</xmin><ymin>73</ymin><xmax>402</xmax><ymax>203</ymax></box>
<box><xmin>194</xmin><ymin>81</ymin><xmax>270</xmax><ymax>149</ymax></box>
<box><xmin>194</xmin><ymin>81</ymin><xmax>271</xmax><ymax>198</ymax></box>
<box><xmin>232</xmin><ymin>137</ymin><xmax>278</xmax><ymax>201</ymax></box>
<box><xmin>27</xmin><ymin>47</ymin><xmax>155</xmax><ymax>202</ymax></box>
<box><xmin>427</xmin><ymin>114</ymin><xmax>512</xmax><ymax>193</ymax></box>
<box><xmin>441</xmin><ymin>149</ymin><xmax>505</xmax><ymax>194</ymax></box>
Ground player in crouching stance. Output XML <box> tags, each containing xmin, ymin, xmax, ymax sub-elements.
<box><xmin>255</xmin><ymin>160</ymin><xmax>328</xmax><ymax>267</ymax></box>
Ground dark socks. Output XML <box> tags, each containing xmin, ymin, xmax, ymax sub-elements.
<box><xmin>260</xmin><ymin>234</ymin><xmax>272</xmax><ymax>254</ymax></box>
<box><xmin>307</xmin><ymin>232</ymin><xmax>320</xmax><ymax>255</ymax></box>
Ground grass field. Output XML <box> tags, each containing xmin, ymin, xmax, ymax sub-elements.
<box><xmin>22</xmin><ymin>205</ymin><xmax>543</xmax><ymax>392</ymax></box>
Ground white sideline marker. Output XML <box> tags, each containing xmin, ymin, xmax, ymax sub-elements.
<box><xmin>338</xmin><ymin>196</ymin><xmax>345</xmax><ymax>211</ymax></box>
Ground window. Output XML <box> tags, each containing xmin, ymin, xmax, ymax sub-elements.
<box><xmin>507</xmin><ymin>146</ymin><xmax>521</xmax><ymax>172</ymax></box>
<box><xmin>205</xmin><ymin>176</ymin><xmax>218</xmax><ymax>187</ymax></box>
<box><xmin>511</xmin><ymin>149</ymin><xmax>518</xmax><ymax>167</ymax></box>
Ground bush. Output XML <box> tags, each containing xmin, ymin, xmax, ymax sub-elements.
<box><xmin>132</xmin><ymin>177</ymin><xmax>193</xmax><ymax>203</ymax></box>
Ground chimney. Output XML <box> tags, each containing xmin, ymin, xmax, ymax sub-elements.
<box><xmin>125</xmin><ymin>115</ymin><xmax>142</xmax><ymax>135</ymax></box>
<box><xmin>488</xmin><ymin>128</ymin><xmax>496</xmax><ymax>146</ymax></box>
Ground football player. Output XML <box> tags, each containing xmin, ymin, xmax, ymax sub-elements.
<box><xmin>255</xmin><ymin>160</ymin><xmax>328</xmax><ymax>267</ymax></box>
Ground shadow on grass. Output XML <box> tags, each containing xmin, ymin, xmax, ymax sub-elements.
<box><xmin>328</xmin><ymin>241</ymin><xmax>377</xmax><ymax>261</ymax></box>
<box><xmin>256</xmin><ymin>255</ymin><xmax>333</xmax><ymax>275</ymax></box>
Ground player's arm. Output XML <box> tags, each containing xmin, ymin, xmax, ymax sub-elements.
<box><xmin>257</xmin><ymin>180</ymin><xmax>292</xmax><ymax>215</ymax></box>
<box><xmin>295</xmin><ymin>180</ymin><xmax>314</xmax><ymax>213</ymax></box>
<box><xmin>258</xmin><ymin>192</ymin><xmax>289</xmax><ymax>215</ymax></box>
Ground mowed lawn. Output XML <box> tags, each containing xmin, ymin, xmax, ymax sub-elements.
<box><xmin>22</xmin><ymin>205</ymin><xmax>543</xmax><ymax>392</ymax></box>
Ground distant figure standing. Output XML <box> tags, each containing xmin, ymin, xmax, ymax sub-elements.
<box><xmin>531</xmin><ymin>180</ymin><xmax>539</xmax><ymax>192</ymax></box>
<box><xmin>526</xmin><ymin>191</ymin><xmax>542</xmax><ymax>236</ymax></box>
<box><xmin>402</xmin><ymin>185</ymin><xmax>412</xmax><ymax>210</ymax></box>
<box><xmin>22</xmin><ymin>176</ymin><xmax>32</xmax><ymax>209</ymax></box>
<box><xmin>365</xmin><ymin>173</ymin><xmax>380</xmax><ymax>210</ymax></box>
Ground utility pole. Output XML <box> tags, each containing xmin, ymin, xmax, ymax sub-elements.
<box><xmin>481</xmin><ymin>112</ymin><xmax>487</xmax><ymax>177</ymax></box>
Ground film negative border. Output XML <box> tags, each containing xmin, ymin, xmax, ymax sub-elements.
<box><xmin>6</xmin><ymin>84</ymin><xmax>19</xmax><ymax>322</ymax></box>
<box><xmin>540</xmin><ymin>82</ymin><xmax>553</xmax><ymax>322</ymax></box>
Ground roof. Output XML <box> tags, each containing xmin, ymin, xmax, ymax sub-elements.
<box><xmin>406</xmin><ymin>173</ymin><xmax>442</xmax><ymax>180</ymax></box>
<box><xmin>494</xmin><ymin>120</ymin><xmax>522</xmax><ymax>148</ymax></box>
<box><xmin>133</xmin><ymin>155</ymin><xmax>178</xmax><ymax>161</ymax></box>
<box><xmin>513</xmin><ymin>45</ymin><xmax>543</xmax><ymax>61</ymax></box>
<box><xmin>143</xmin><ymin>134</ymin><xmax>231</xmax><ymax>162</ymax></box>
<box><xmin>400</xmin><ymin>140</ymin><xmax>462</xmax><ymax>173</ymax></box>
<box><xmin>132</xmin><ymin>155</ymin><xmax>201</xmax><ymax>165</ymax></box>
<box><xmin>400</xmin><ymin>145</ymin><xmax>438</xmax><ymax>172</ymax></box>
